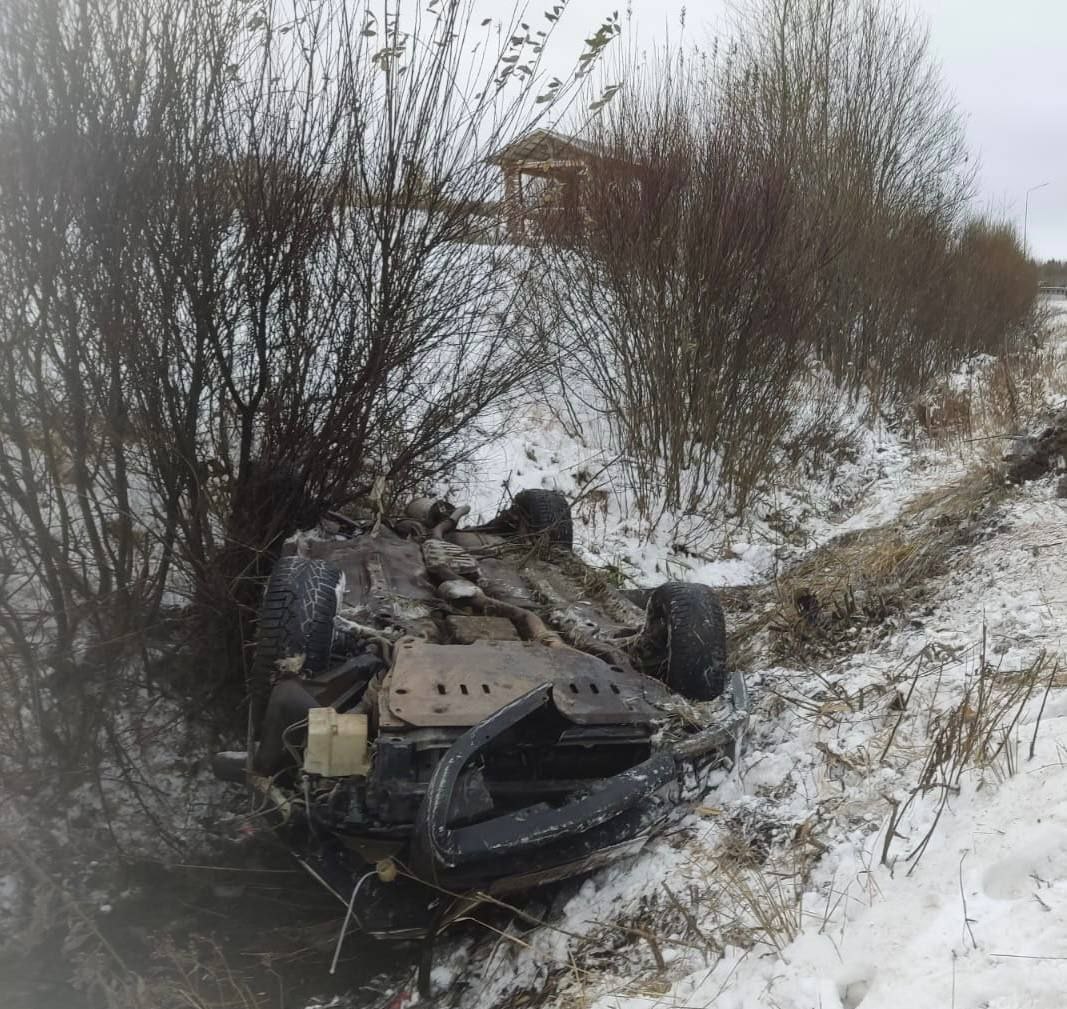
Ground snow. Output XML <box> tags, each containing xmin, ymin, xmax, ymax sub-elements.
<box><xmin>451</xmin><ymin>389</ymin><xmax>971</xmax><ymax>592</ymax></box>
<box><xmin>3</xmin><ymin>272</ymin><xmax>1056</xmax><ymax>1005</ymax></box>
<box><xmin>412</xmin><ymin>315</ymin><xmax>1067</xmax><ymax>1009</ymax></box>
<box><xmin>578</xmin><ymin>712</ymin><xmax>1067</xmax><ymax>1009</ymax></box>
<box><xmin>436</xmin><ymin>467</ymin><xmax>1067</xmax><ymax>1008</ymax></box>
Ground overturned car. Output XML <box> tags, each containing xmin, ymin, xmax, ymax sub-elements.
<box><xmin>215</xmin><ymin>489</ymin><xmax>748</xmax><ymax>942</ymax></box>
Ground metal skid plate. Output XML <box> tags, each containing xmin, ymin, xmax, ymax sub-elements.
<box><xmin>310</xmin><ymin>533</ymin><xmax>436</xmax><ymax>607</ymax></box>
<box><xmin>445</xmin><ymin>615</ymin><xmax>520</xmax><ymax>644</ymax></box>
<box><xmin>385</xmin><ymin>638</ymin><xmax>670</xmax><ymax>728</ymax></box>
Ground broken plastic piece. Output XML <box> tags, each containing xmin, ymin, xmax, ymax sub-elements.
<box><xmin>304</xmin><ymin>708</ymin><xmax>370</xmax><ymax>777</ymax></box>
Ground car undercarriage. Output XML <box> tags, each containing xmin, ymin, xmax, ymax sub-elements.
<box><xmin>213</xmin><ymin>488</ymin><xmax>749</xmax><ymax>954</ymax></box>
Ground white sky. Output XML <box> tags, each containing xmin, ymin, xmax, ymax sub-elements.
<box><xmin>542</xmin><ymin>0</ymin><xmax>1067</xmax><ymax>260</ymax></box>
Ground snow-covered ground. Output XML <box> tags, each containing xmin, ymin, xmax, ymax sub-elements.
<box><xmin>445</xmin><ymin>474</ymin><xmax>1067</xmax><ymax>1009</ymax></box>
<box><xmin>419</xmin><ymin>317</ymin><xmax>1067</xmax><ymax>1009</ymax></box>
<box><xmin>453</xmin><ymin>393</ymin><xmax>975</xmax><ymax>590</ymax></box>
<box><xmin>8</xmin><ymin>308</ymin><xmax>1065</xmax><ymax>1006</ymax></box>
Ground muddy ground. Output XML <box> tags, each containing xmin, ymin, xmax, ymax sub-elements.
<box><xmin>4</xmin><ymin>836</ymin><xmax>416</xmax><ymax>1009</ymax></box>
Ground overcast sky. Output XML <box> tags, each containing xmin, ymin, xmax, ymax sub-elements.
<box><xmin>544</xmin><ymin>0</ymin><xmax>1067</xmax><ymax>260</ymax></box>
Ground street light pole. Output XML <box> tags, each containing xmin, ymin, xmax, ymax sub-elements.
<box><xmin>1024</xmin><ymin>181</ymin><xmax>1050</xmax><ymax>255</ymax></box>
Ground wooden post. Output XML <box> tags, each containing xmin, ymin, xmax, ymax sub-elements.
<box><xmin>502</xmin><ymin>165</ymin><xmax>524</xmax><ymax>241</ymax></box>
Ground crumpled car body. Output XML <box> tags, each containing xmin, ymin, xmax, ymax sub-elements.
<box><xmin>213</xmin><ymin>490</ymin><xmax>749</xmax><ymax>940</ymax></box>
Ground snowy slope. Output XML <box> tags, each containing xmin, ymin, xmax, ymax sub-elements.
<box><xmin>450</xmin><ymin>302</ymin><xmax>1067</xmax><ymax>604</ymax></box>
<box><xmin>580</xmin><ymin>476</ymin><xmax>1067</xmax><ymax>1009</ymax></box>
<box><xmin>428</xmin><ymin>319</ymin><xmax>1067</xmax><ymax>1009</ymax></box>
<box><xmin>434</xmin><ymin>471</ymin><xmax>1067</xmax><ymax>1009</ymax></box>
<box><xmin>452</xmin><ymin>393</ymin><xmax>974</xmax><ymax>591</ymax></box>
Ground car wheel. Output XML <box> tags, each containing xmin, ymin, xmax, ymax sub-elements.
<box><xmin>511</xmin><ymin>489</ymin><xmax>573</xmax><ymax>548</ymax></box>
<box><xmin>248</xmin><ymin>555</ymin><xmax>342</xmax><ymax>732</ymax></box>
<box><xmin>640</xmin><ymin>581</ymin><xmax>727</xmax><ymax>701</ymax></box>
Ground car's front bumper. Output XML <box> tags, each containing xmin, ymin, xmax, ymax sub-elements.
<box><xmin>225</xmin><ymin>671</ymin><xmax>749</xmax><ymax>938</ymax></box>
<box><xmin>410</xmin><ymin>672</ymin><xmax>749</xmax><ymax>890</ymax></box>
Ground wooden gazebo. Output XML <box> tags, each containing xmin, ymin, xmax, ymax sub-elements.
<box><xmin>487</xmin><ymin>128</ymin><xmax>604</xmax><ymax>242</ymax></box>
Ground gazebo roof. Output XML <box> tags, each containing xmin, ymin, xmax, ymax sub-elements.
<box><xmin>486</xmin><ymin>128</ymin><xmax>600</xmax><ymax>167</ymax></box>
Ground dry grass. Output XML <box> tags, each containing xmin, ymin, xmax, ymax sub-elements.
<box><xmin>478</xmin><ymin>636</ymin><xmax>1050</xmax><ymax>1007</ymax></box>
<box><xmin>132</xmin><ymin>941</ymin><xmax>268</xmax><ymax>1009</ymax></box>
<box><xmin>915</xmin><ymin>310</ymin><xmax>1067</xmax><ymax>457</ymax></box>
<box><xmin>715</xmin><ymin>861</ymin><xmax>805</xmax><ymax>955</ymax></box>
<box><xmin>880</xmin><ymin>644</ymin><xmax>1053</xmax><ymax>874</ymax></box>
<box><xmin>727</xmin><ymin>309</ymin><xmax>1067</xmax><ymax>669</ymax></box>
<box><xmin>729</xmin><ymin>466</ymin><xmax>1009</xmax><ymax>667</ymax></box>
<box><xmin>62</xmin><ymin>938</ymin><xmax>270</xmax><ymax>1009</ymax></box>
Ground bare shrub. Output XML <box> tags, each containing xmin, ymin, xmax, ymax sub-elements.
<box><xmin>0</xmin><ymin>0</ymin><xmax>622</xmax><ymax>763</ymax></box>
<box><xmin>0</xmin><ymin>0</ymin><xmax>629</xmax><ymax>990</ymax></box>
<box><xmin>913</xmin><ymin>303</ymin><xmax>1055</xmax><ymax>455</ymax></box>
<box><xmin>533</xmin><ymin>0</ymin><xmax>1034</xmax><ymax>534</ymax></box>
<box><xmin>534</xmin><ymin>46</ymin><xmax>829</xmax><ymax>529</ymax></box>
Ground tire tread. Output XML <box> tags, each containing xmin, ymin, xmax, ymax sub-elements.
<box><xmin>248</xmin><ymin>556</ymin><xmax>341</xmax><ymax>730</ymax></box>
<box><xmin>646</xmin><ymin>581</ymin><xmax>727</xmax><ymax>701</ymax></box>
<box><xmin>513</xmin><ymin>489</ymin><xmax>574</xmax><ymax>549</ymax></box>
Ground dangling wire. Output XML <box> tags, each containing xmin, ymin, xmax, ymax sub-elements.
<box><xmin>330</xmin><ymin>869</ymin><xmax>377</xmax><ymax>974</ymax></box>
<box><xmin>282</xmin><ymin>717</ymin><xmax>310</xmax><ymax>766</ymax></box>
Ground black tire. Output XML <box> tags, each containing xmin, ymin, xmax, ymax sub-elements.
<box><xmin>248</xmin><ymin>556</ymin><xmax>342</xmax><ymax>731</ymax></box>
<box><xmin>641</xmin><ymin>581</ymin><xmax>727</xmax><ymax>701</ymax></box>
<box><xmin>512</xmin><ymin>489</ymin><xmax>573</xmax><ymax>549</ymax></box>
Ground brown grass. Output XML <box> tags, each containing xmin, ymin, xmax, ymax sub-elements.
<box><xmin>729</xmin><ymin>466</ymin><xmax>1010</xmax><ymax>666</ymax></box>
<box><xmin>880</xmin><ymin>645</ymin><xmax>1051</xmax><ymax>873</ymax></box>
<box><xmin>914</xmin><ymin>310</ymin><xmax>1067</xmax><ymax>458</ymax></box>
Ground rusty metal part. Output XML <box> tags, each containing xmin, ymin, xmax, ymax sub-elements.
<box><xmin>443</xmin><ymin>569</ymin><xmax>638</xmax><ymax>673</ymax></box>
<box><xmin>448</xmin><ymin>530</ymin><xmax>508</xmax><ymax>552</ymax></box>
<box><xmin>434</xmin><ymin>576</ymin><xmax>477</xmax><ymax>601</ymax></box>
<box><xmin>548</xmin><ymin>612</ymin><xmax>634</xmax><ymax>670</ymax></box>
<box><xmin>422</xmin><ymin>539</ymin><xmax>480</xmax><ymax>580</ymax></box>
<box><xmin>434</xmin><ymin>578</ymin><xmax>564</xmax><ymax>647</ymax></box>
<box><xmin>523</xmin><ymin>570</ymin><xmax>636</xmax><ymax>668</ymax></box>
<box><xmin>430</xmin><ymin>504</ymin><xmax>471</xmax><ymax>540</ymax></box>
<box><xmin>310</xmin><ymin>530</ymin><xmax>436</xmax><ymax>609</ymax></box>
<box><xmin>524</xmin><ymin>569</ymin><xmax>642</xmax><ymax>637</ymax></box>
<box><xmin>472</xmin><ymin>556</ymin><xmax>541</xmax><ymax>609</ymax></box>
<box><xmin>445</xmin><ymin>615</ymin><xmax>520</xmax><ymax>644</ymax></box>
<box><xmin>383</xmin><ymin>638</ymin><xmax>670</xmax><ymax>728</ymax></box>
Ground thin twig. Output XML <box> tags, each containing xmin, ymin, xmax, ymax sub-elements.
<box><xmin>1029</xmin><ymin>661</ymin><xmax>1057</xmax><ymax>761</ymax></box>
<box><xmin>958</xmin><ymin>852</ymin><xmax>977</xmax><ymax>949</ymax></box>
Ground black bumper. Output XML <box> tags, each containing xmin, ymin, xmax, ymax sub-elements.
<box><xmin>237</xmin><ymin>673</ymin><xmax>748</xmax><ymax>937</ymax></box>
<box><xmin>410</xmin><ymin>676</ymin><xmax>748</xmax><ymax>888</ymax></box>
